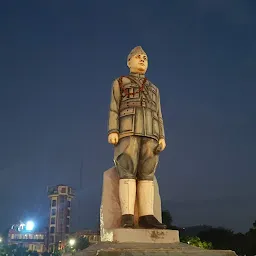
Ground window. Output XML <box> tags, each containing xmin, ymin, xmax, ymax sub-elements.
<box><xmin>38</xmin><ymin>234</ymin><xmax>44</xmax><ymax>240</ymax></box>
<box><xmin>67</xmin><ymin>200</ymin><xmax>71</xmax><ymax>207</ymax></box>
<box><xmin>52</xmin><ymin>200</ymin><xmax>56</xmax><ymax>207</ymax></box>
<box><xmin>51</xmin><ymin>209</ymin><xmax>56</xmax><ymax>216</ymax></box>
<box><xmin>67</xmin><ymin>209</ymin><xmax>70</xmax><ymax>217</ymax></box>
<box><xmin>61</xmin><ymin>187</ymin><xmax>66</xmax><ymax>193</ymax></box>
<box><xmin>51</xmin><ymin>217</ymin><xmax>55</xmax><ymax>225</ymax></box>
<box><xmin>50</xmin><ymin>227</ymin><xmax>55</xmax><ymax>233</ymax></box>
<box><xmin>66</xmin><ymin>218</ymin><xmax>70</xmax><ymax>225</ymax></box>
<box><xmin>65</xmin><ymin>226</ymin><xmax>69</xmax><ymax>233</ymax></box>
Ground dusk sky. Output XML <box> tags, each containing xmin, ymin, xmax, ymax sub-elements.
<box><xmin>0</xmin><ymin>0</ymin><xmax>255</xmax><ymax>233</ymax></box>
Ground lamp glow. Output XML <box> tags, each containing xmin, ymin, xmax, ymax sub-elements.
<box><xmin>69</xmin><ymin>239</ymin><xmax>75</xmax><ymax>247</ymax></box>
<box><xmin>26</xmin><ymin>221</ymin><xmax>35</xmax><ymax>231</ymax></box>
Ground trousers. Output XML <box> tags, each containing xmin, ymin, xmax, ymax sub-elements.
<box><xmin>114</xmin><ymin>136</ymin><xmax>159</xmax><ymax>181</ymax></box>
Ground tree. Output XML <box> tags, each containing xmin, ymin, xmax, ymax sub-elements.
<box><xmin>245</xmin><ymin>220</ymin><xmax>256</xmax><ymax>256</ymax></box>
<box><xmin>198</xmin><ymin>227</ymin><xmax>234</xmax><ymax>250</ymax></box>
<box><xmin>76</xmin><ymin>236</ymin><xmax>90</xmax><ymax>250</ymax></box>
<box><xmin>161</xmin><ymin>210</ymin><xmax>173</xmax><ymax>229</ymax></box>
<box><xmin>180</xmin><ymin>236</ymin><xmax>212</xmax><ymax>249</ymax></box>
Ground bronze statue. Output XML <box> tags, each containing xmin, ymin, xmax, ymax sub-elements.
<box><xmin>108</xmin><ymin>46</ymin><xmax>167</xmax><ymax>229</ymax></box>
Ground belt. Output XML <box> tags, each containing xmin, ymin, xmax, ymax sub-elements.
<box><xmin>120</xmin><ymin>101</ymin><xmax>157</xmax><ymax>112</ymax></box>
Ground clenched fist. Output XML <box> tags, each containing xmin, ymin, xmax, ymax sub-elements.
<box><xmin>158</xmin><ymin>138</ymin><xmax>166</xmax><ymax>152</ymax></box>
<box><xmin>108</xmin><ymin>132</ymin><xmax>119</xmax><ymax>145</ymax></box>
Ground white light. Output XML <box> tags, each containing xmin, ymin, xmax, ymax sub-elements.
<box><xmin>69</xmin><ymin>239</ymin><xmax>75</xmax><ymax>247</ymax></box>
<box><xmin>26</xmin><ymin>221</ymin><xmax>35</xmax><ymax>231</ymax></box>
<box><xmin>0</xmin><ymin>237</ymin><xmax>2</xmax><ymax>243</ymax></box>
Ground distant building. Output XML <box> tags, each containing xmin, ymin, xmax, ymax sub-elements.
<box><xmin>47</xmin><ymin>184</ymin><xmax>75</xmax><ymax>251</ymax></box>
<box><xmin>8</xmin><ymin>222</ymin><xmax>47</xmax><ymax>253</ymax></box>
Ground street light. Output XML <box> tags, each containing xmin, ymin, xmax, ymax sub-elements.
<box><xmin>0</xmin><ymin>237</ymin><xmax>2</xmax><ymax>243</ymax></box>
<box><xmin>69</xmin><ymin>239</ymin><xmax>76</xmax><ymax>247</ymax></box>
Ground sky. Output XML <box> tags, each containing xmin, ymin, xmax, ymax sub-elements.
<box><xmin>0</xmin><ymin>0</ymin><xmax>255</xmax><ymax>233</ymax></box>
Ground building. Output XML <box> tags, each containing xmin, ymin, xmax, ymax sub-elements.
<box><xmin>8</xmin><ymin>222</ymin><xmax>47</xmax><ymax>253</ymax></box>
<box><xmin>47</xmin><ymin>184</ymin><xmax>75</xmax><ymax>251</ymax></box>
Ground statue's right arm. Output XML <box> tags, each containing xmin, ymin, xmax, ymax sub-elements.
<box><xmin>108</xmin><ymin>79</ymin><xmax>121</xmax><ymax>143</ymax></box>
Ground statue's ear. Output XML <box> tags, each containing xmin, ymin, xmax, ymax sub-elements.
<box><xmin>127</xmin><ymin>60</ymin><xmax>130</xmax><ymax>68</ymax></box>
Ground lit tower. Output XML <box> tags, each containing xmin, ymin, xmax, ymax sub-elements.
<box><xmin>47</xmin><ymin>184</ymin><xmax>75</xmax><ymax>251</ymax></box>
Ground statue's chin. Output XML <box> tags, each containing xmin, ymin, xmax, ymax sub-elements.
<box><xmin>133</xmin><ymin>68</ymin><xmax>146</xmax><ymax>74</ymax></box>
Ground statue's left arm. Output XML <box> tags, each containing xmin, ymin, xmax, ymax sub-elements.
<box><xmin>157</xmin><ymin>89</ymin><xmax>165</xmax><ymax>139</ymax></box>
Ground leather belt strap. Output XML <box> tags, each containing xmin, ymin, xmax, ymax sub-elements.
<box><xmin>120</xmin><ymin>101</ymin><xmax>156</xmax><ymax>112</ymax></box>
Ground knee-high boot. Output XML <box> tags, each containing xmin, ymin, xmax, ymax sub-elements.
<box><xmin>119</xmin><ymin>178</ymin><xmax>136</xmax><ymax>228</ymax></box>
<box><xmin>137</xmin><ymin>180</ymin><xmax>166</xmax><ymax>229</ymax></box>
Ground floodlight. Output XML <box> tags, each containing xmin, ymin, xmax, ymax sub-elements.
<box><xmin>26</xmin><ymin>221</ymin><xmax>35</xmax><ymax>231</ymax></box>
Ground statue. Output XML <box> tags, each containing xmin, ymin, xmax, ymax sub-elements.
<box><xmin>108</xmin><ymin>46</ymin><xmax>167</xmax><ymax>229</ymax></box>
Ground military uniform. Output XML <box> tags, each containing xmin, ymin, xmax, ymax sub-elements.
<box><xmin>108</xmin><ymin>46</ymin><xmax>166</xmax><ymax>229</ymax></box>
<box><xmin>108</xmin><ymin>73</ymin><xmax>165</xmax><ymax>180</ymax></box>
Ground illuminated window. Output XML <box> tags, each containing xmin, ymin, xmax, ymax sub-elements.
<box><xmin>38</xmin><ymin>234</ymin><xmax>44</xmax><ymax>239</ymax></box>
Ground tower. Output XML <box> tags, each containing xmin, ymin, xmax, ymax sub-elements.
<box><xmin>47</xmin><ymin>184</ymin><xmax>75</xmax><ymax>251</ymax></box>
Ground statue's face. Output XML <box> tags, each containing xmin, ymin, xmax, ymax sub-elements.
<box><xmin>128</xmin><ymin>54</ymin><xmax>148</xmax><ymax>74</ymax></box>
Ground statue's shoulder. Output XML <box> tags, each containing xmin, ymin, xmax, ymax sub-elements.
<box><xmin>147</xmin><ymin>79</ymin><xmax>159</xmax><ymax>92</ymax></box>
<box><xmin>113</xmin><ymin>75</ymin><xmax>131</xmax><ymax>87</ymax></box>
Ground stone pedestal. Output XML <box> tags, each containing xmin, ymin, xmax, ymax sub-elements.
<box><xmin>101</xmin><ymin>228</ymin><xmax>179</xmax><ymax>243</ymax></box>
<box><xmin>64</xmin><ymin>242</ymin><xmax>237</xmax><ymax>256</ymax></box>
<box><xmin>100</xmin><ymin>167</ymin><xmax>163</xmax><ymax>241</ymax></box>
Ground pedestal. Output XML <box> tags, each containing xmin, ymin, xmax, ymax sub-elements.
<box><xmin>100</xmin><ymin>167</ymin><xmax>163</xmax><ymax>241</ymax></box>
<box><xmin>101</xmin><ymin>228</ymin><xmax>179</xmax><ymax>243</ymax></box>
<box><xmin>64</xmin><ymin>242</ymin><xmax>237</xmax><ymax>256</ymax></box>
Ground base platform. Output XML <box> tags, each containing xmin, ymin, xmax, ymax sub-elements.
<box><xmin>65</xmin><ymin>242</ymin><xmax>237</xmax><ymax>256</ymax></box>
<box><xmin>102</xmin><ymin>228</ymin><xmax>179</xmax><ymax>243</ymax></box>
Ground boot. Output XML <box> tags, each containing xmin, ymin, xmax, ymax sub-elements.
<box><xmin>137</xmin><ymin>180</ymin><xmax>167</xmax><ymax>229</ymax></box>
<box><xmin>119</xmin><ymin>179</ymin><xmax>136</xmax><ymax>228</ymax></box>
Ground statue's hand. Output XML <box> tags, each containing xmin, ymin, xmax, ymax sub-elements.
<box><xmin>108</xmin><ymin>132</ymin><xmax>119</xmax><ymax>145</ymax></box>
<box><xmin>158</xmin><ymin>138</ymin><xmax>166</xmax><ymax>152</ymax></box>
